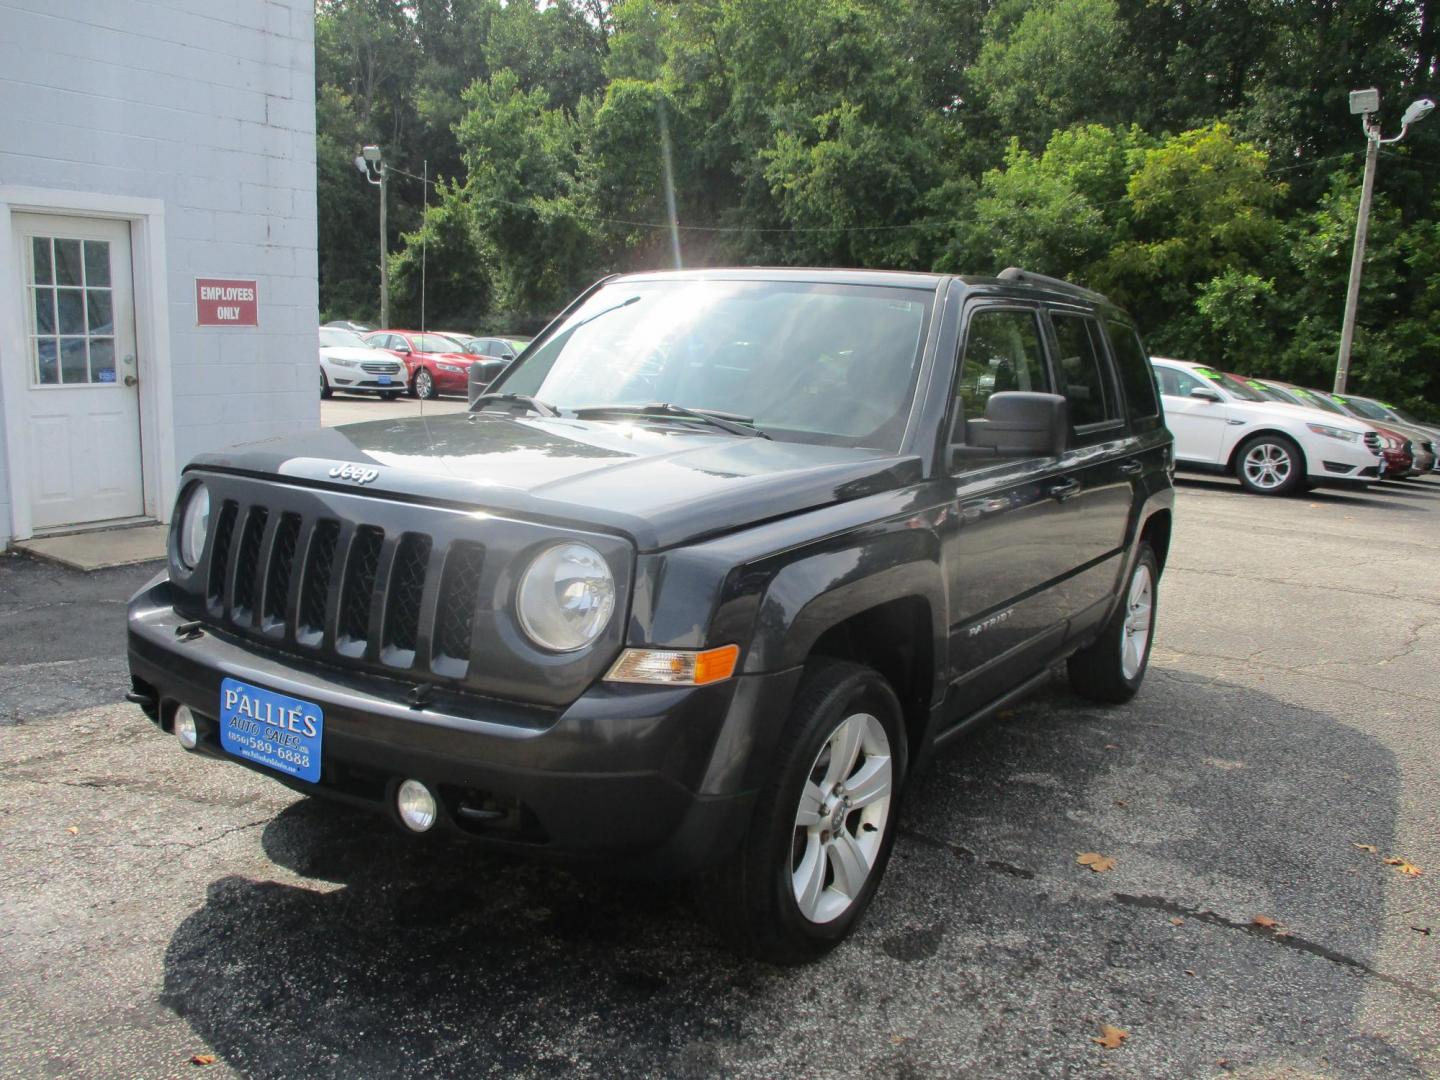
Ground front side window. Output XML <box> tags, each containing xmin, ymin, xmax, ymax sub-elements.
<box><xmin>1051</xmin><ymin>313</ymin><xmax>1119</xmax><ymax>428</ymax></box>
<box><xmin>1156</xmin><ymin>366</ymin><xmax>1206</xmax><ymax>397</ymax></box>
<box><xmin>955</xmin><ymin>308</ymin><xmax>1050</xmax><ymax>422</ymax></box>
<box><xmin>500</xmin><ymin>279</ymin><xmax>934</xmax><ymax>450</ymax></box>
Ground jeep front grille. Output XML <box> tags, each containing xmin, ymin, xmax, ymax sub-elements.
<box><xmin>200</xmin><ymin>504</ymin><xmax>484</xmax><ymax>678</ymax></box>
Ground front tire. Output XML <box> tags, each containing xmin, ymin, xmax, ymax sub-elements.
<box><xmin>320</xmin><ymin>371</ymin><xmax>333</xmax><ymax>399</ymax></box>
<box><xmin>380</xmin><ymin>391</ymin><xmax>401</xmax><ymax>401</ymax></box>
<box><xmin>1068</xmin><ymin>543</ymin><xmax>1158</xmax><ymax>703</ymax></box>
<box><xmin>699</xmin><ymin>659</ymin><xmax>907</xmax><ymax>964</ymax></box>
<box><xmin>1235</xmin><ymin>433</ymin><xmax>1304</xmax><ymax>495</ymax></box>
<box><xmin>414</xmin><ymin>368</ymin><xmax>439</xmax><ymax>400</ymax></box>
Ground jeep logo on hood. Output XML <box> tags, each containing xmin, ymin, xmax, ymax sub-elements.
<box><xmin>329</xmin><ymin>463</ymin><xmax>380</xmax><ymax>485</ymax></box>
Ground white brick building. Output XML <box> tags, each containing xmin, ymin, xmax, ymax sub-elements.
<box><xmin>0</xmin><ymin>0</ymin><xmax>317</xmax><ymax>544</ymax></box>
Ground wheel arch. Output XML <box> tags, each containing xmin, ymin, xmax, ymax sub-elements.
<box><xmin>1225</xmin><ymin>427</ymin><xmax>1309</xmax><ymax>477</ymax></box>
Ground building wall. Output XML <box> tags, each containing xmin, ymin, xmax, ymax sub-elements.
<box><xmin>0</xmin><ymin>0</ymin><xmax>318</xmax><ymax>541</ymax></box>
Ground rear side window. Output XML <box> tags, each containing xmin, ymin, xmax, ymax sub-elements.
<box><xmin>1051</xmin><ymin>313</ymin><xmax>1119</xmax><ymax>429</ymax></box>
<box><xmin>955</xmin><ymin>308</ymin><xmax>1051</xmax><ymax>421</ymax></box>
<box><xmin>1105</xmin><ymin>320</ymin><xmax>1160</xmax><ymax>420</ymax></box>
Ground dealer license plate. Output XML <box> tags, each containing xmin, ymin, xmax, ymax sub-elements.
<box><xmin>377</xmin><ymin>374</ymin><xmax>392</xmax><ymax>385</ymax></box>
<box><xmin>219</xmin><ymin>677</ymin><xmax>323</xmax><ymax>783</ymax></box>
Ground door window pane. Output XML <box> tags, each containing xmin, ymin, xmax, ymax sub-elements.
<box><xmin>57</xmin><ymin>288</ymin><xmax>86</xmax><ymax>334</ymax></box>
<box><xmin>36</xmin><ymin>339</ymin><xmax>59</xmax><ymax>384</ymax></box>
<box><xmin>83</xmin><ymin>240</ymin><xmax>111</xmax><ymax>286</ymax></box>
<box><xmin>87</xmin><ymin>292</ymin><xmax>114</xmax><ymax>335</ymax></box>
<box><xmin>32</xmin><ymin>289</ymin><xmax>55</xmax><ymax>334</ymax></box>
<box><xmin>60</xmin><ymin>338</ymin><xmax>88</xmax><ymax>383</ymax></box>
<box><xmin>1051</xmin><ymin>314</ymin><xmax>1118</xmax><ymax>428</ymax></box>
<box><xmin>90</xmin><ymin>339</ymin><xmax>117</xmax><ymax>382</ymax></box>
<box><xmin>1105</xmin><ymin>320</ymin><xmax>1159</xmax><ymax>420</ymax></box>
<box><xmin>32</xmin><ymin>238</ymin><xmax>53</xmax><ymax>284</ymax></box>
<box><xmin>54</xmin><ymin>239</ymin><xmax>83</xmax><ymax>286</ymax></box>
<box><xmin>956</xmin><ymin>308</ymin><xmax>1050</xmax><ymax>421</ymax></box>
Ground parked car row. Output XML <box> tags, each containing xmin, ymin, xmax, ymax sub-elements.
<box><xmin>1152</xmin><ymin>357</ymin><xmax>1439</xmax><ymax>495</ymax></box>
<box><xmin>316</xmin><ymin>326</ymin><xmax>532</xmax><ymax>401</ymax></box>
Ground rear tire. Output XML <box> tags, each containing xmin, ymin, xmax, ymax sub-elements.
<box><xmin>1068</xmin><ymin>543</ymin><xmax>1158</xmax><ymax>704</ymax></box>
<box><xmin>1235</xmin><ymin>433</ymin><xmax>1304</xmax><ymax>495</ymax></box>
<box><xmin>698</xmin><ymin>659</ymin><xmax>907</xmax><ymax>964</ymax></box>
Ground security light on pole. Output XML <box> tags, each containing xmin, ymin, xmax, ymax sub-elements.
<box><xmin>357</xmin><ymin>145</ymin><xmax>390</xmax><ymax>329</ymax></box>
<box><xmin>1333</xmin><ymin>90</ymin><xmax>1435</xmax><ymax>393</ymax></box>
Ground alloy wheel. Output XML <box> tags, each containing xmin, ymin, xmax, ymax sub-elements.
<box><xmin>1120</xmin><ymin>561</ymin><xmax>1153</xmax><ymax>680</ymax></box>
<box><xmin>791</xmin><ymin>712</ymin><xmax>893</xmax><ymax>924</ymax></box>
<box><xmin>1242</xmin><ymin>442</ymin><xmax>1292</xmax><ymax>490</ymax></box>
<box><xmin>417</xmin><ymin>370</ymin><xmax>433</xmax><ymax>398</ymax></box>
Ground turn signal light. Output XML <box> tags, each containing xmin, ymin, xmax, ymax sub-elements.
<box><xmin>605</xmin><ymin>644</ymin><xmax>741</xmax><ymax>686</ymax></box>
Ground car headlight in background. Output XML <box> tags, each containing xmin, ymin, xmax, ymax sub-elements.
<box><xmin>1306</xmin><ymin>423</ymin><xmax>1359</xmax><ymax>442</ymax></box>
<box><xmin>516</xmin><ymin>542</ymin><xmax>615</xmax><ymax>651</ymax></box>
<box><xmin>177</xmin><ymin>482</ymin><xmax>210</xmax><ymax>569</ymax></box>
<box><xmin>437</xmin><ymin>362</ymin><xmax>466</xmax><ymax>373</ymax></box>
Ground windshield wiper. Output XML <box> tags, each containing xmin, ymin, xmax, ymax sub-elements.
<box><xmin>469</xmin><ymin>392</ymin><xmax>559</xmax><ymax>417</ymax></box>
<box><xmin>571</xmin><ymin>402</ymin><xmax>769</xmax><ymax>439</ymax></box>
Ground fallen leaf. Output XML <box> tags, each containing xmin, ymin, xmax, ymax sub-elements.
<box><xmin>1252</xmin><ymin>915</ymin><xmax>1280</xmax><ymax>929</ymax></box>
<box><xmin>1354</xmin><ymin>843</ymin><xmax>1377</xmax><ymax>853</ymax></box>
<box><xmin>65</xmin><ymin>826</ymin><xmax>79</xmax><ymax>835</ymax></box>
<box><xmin>1411</xmin><ymin>926</ymin><xmax>1431</xmax><ymax>936</ymax></box>
<box><xmin>1390</xmin><ymin>861</ymin><xmax>1423</xmax><ymax>877</ymax></box>
<box><xmin>191</xmin><ymin>1055</ymin><xmax>216</xmax><ymax>1066</ymax></box>
<box><xmin>1091</xmin><ymin>1024</ymin><xmax>1129</xmax><ymax>1049</ymax></box>
<box><xmin>1077</xmin><ymin>852</ymin><xmax>1117</xmax><ymax>873</ymax></box>
<box><xmin>1184</xmin><ymin>969</ymin><xmax>1196</xmax><ymax>976</ymax></box>
<box><xmin>1170</xmin><ymin>917</ymin><xmax>1185</xmax><ymax>926</ymax></box>
<box><xmin>1104</xmin><ymin>743</ymin><xmax>1120</xmax><ymax>750</ymax></box>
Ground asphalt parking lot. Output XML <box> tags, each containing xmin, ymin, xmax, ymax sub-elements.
<box><xmin>2</xmin><ymin>473</ymin><xmax>1437</xmax><ymax>1079</ymax></box>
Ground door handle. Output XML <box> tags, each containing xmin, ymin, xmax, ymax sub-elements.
<box><xmin>1119</xmin><ymin>460</ymin><xmax>1143</xmax><ymax>476</ymax></box>
<box><xmin>1048</xmin><ymin>477</ymin><xmax>1081</xmax><ymax>501</ymax></box>
<box><xmin>123</xmin><ymin>375</ymin><xmax>138</xmax><ymax>387</ymax></box>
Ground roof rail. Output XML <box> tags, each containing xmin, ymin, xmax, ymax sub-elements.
<box><xmin>996</xmin><ymin>267</ymin><xmax>1109</xmax><ymax>304</ymax></box>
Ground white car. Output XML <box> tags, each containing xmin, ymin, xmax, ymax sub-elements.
<box><xmin>319</xmin><ymin>327</ymin><xmax>405</xmax><ymax>399</ymax></box>
<box><xmin>1151</xmin><ymin>358</ymin><xmax>1380</xmax><ymax>495</ymax></box>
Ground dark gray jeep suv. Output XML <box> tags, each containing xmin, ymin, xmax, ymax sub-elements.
<box><xmin>128</xmin><ymin>267</ymin><xmax>1174</xmax><ymax>962</ymax></box>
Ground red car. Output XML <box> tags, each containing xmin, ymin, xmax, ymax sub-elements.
<box><xmin>363</xmin><ymin>330</ymin><xmax>493</xmax><ymax>400</ymax></box>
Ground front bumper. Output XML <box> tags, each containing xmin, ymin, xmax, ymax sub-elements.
<box><xmin>128</xmin><ymin>576</ymin><xmax>800</xmax><ymax>876</ymax></box>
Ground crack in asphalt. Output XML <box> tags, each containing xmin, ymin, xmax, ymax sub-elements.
<box><xmin>1112</xmin><ymin>893</ymin><xmax>1440</xmax><ymax>1004</ymax></box>
<box><xmin>1153</xmin><ymin>647</ymin><xmax>1440</xmax><ymax>706</ymax></box>
<box><xmin>1168</xmin><ymin>564</ymin><xmax>1440</xmax><ymax>608</ymax></box>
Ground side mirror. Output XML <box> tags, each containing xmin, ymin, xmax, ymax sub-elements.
<box><xmin>951</xmin><ymin>391</ymin><xmax>1070</xmax><ymax>467</ymax></box>
<box><xmin>1189</xmin><ymin>386</ymin><xmax>1222</xmax><ymax>402</ymax></box>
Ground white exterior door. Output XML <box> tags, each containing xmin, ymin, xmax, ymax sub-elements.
<box><xmin>14</xmin><ymin>213</ymin><xmax>144</xmax><ymax>529</ymax></box>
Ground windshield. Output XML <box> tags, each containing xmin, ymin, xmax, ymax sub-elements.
<box><xmin>410</xmin><ymin>333</ymin><xmax>467</xmax><ymax>353</ymax></box>
<box><xmin>320</xmin><ymin>327</ymin><xmax>369</xmax><ymax>349</ymax></box>
<box><xmin>1335</xmin><ymin>395</ymin><xmax>1391</xmax><ymax>421</ymax></box>
<box><xmin>1193</xmin><ymin>366</ymin><xmax>1267</xmax><ymax>402</ymax></box>
<box><xmin>497</xmin><ymin>279</ymin><xmax>934</xmax><ymax>450</ymax></box>
<box><xmin>1286</xmin><ymin>386</ymin><xmax>1346</xmax><ymax>416</ymax></box>
<box><xmin>1243</xmin><ymin>379</ymin><xmax>1293</xmax><ymax>404</ymax></box>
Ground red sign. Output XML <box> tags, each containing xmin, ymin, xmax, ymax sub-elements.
<box><xmin>195</xmin><ymin>277</ymin><xmax>259</xmax><ymax>326</ymax></box>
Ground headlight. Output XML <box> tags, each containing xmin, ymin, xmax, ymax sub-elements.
<box><xmin>516</xmin><ymin>542</ymin><xmax>615</xmax><ymax>652</ymax></box>
<box><xmin>438</xmin><ymin>362</ymin><xmax>466</xmax><ymax>373</ymax></box>
<box><xmin>177</xmin><ymin>483</ymin><xmax>210</xmax><ymax>570</ymax></box>
<box><xmin>1306</xmin><ymin>423</ymin><xmax>1358</xmax><ymax>442</ymax></box>
<box><xmin>327</xmin><ymin>355</ymin><xmax>359</xmax><ymax>368</ymax></box>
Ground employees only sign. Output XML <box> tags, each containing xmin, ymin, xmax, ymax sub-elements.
<box><xmin>196</xmin><ymin>277</ymin><xmax>259</xmax><ymax>326</ymax></box>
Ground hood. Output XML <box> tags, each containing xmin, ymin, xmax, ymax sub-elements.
<box><xmin>188</xmin><ymin>413</ymin><xmax>922</xmax><ymax>551</ymax></box>
<box><xmin>321</xmin><ymin>346</ymin><xmax>393</xmax><ymax>364</ymax></box>
<box><xmin>1227</xmin><ymin>398</ymin><xmax>1371</xmax><ymax>436</ymax></box>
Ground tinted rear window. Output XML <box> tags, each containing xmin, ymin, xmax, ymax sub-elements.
<box><xmin>1104</xmin><ymin>320</ymin><xmax>1159</xmax><ymax>420</ymax></box>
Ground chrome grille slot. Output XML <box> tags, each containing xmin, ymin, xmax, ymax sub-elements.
<box><xmin>380</xmin><ymin>533</ymin><xmax>432</xmax><ymax>667</ymax></box>
<box><xmin>298</xmin><ymin>519</ymin><xmax>340</xmax><ymax>645</ymax></box>
<box><xmin>433</xmin><ymin>543</ymin><xmax>485</xmax><ymax>676</ymax></box>
<box><xmin>337</xmin><ymin>525</ymin><xmax>384</xmax><ymax>656</ymax></box>
<box><xmin>231</xmin><ymin>507</ymin><xmax>269</xmax><ymax>624</ymax></box>
<box><xmin>361</xmin><ymin>361</ymin><xmax>399</xmax><ymax>374</ymax></box>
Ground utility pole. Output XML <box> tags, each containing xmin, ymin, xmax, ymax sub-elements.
<box><xmin>1333</xmin><ymin>90</ymin><xmax>1434</xmax><ymax>393</ymax></box>
<box><xmin>356</xmin><ymin>146</ymin><xmax>389</xmax><ymax>327</ymax></box>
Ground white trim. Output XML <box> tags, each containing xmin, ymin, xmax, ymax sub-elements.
<box><xmin>0</xmin><ymin>186</ymin><xmax>174</xmax><ymax>542</ymax></box>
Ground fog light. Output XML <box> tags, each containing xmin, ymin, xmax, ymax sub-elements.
<box><xmin>397</xmin><ymin>779</ymin><xmax>438</xmax><ymax>833</ymax></box>
<box><xmin>174</xmin><ymin>705</ymin><xmax>199</xmax><ymax>750</ymax></box>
